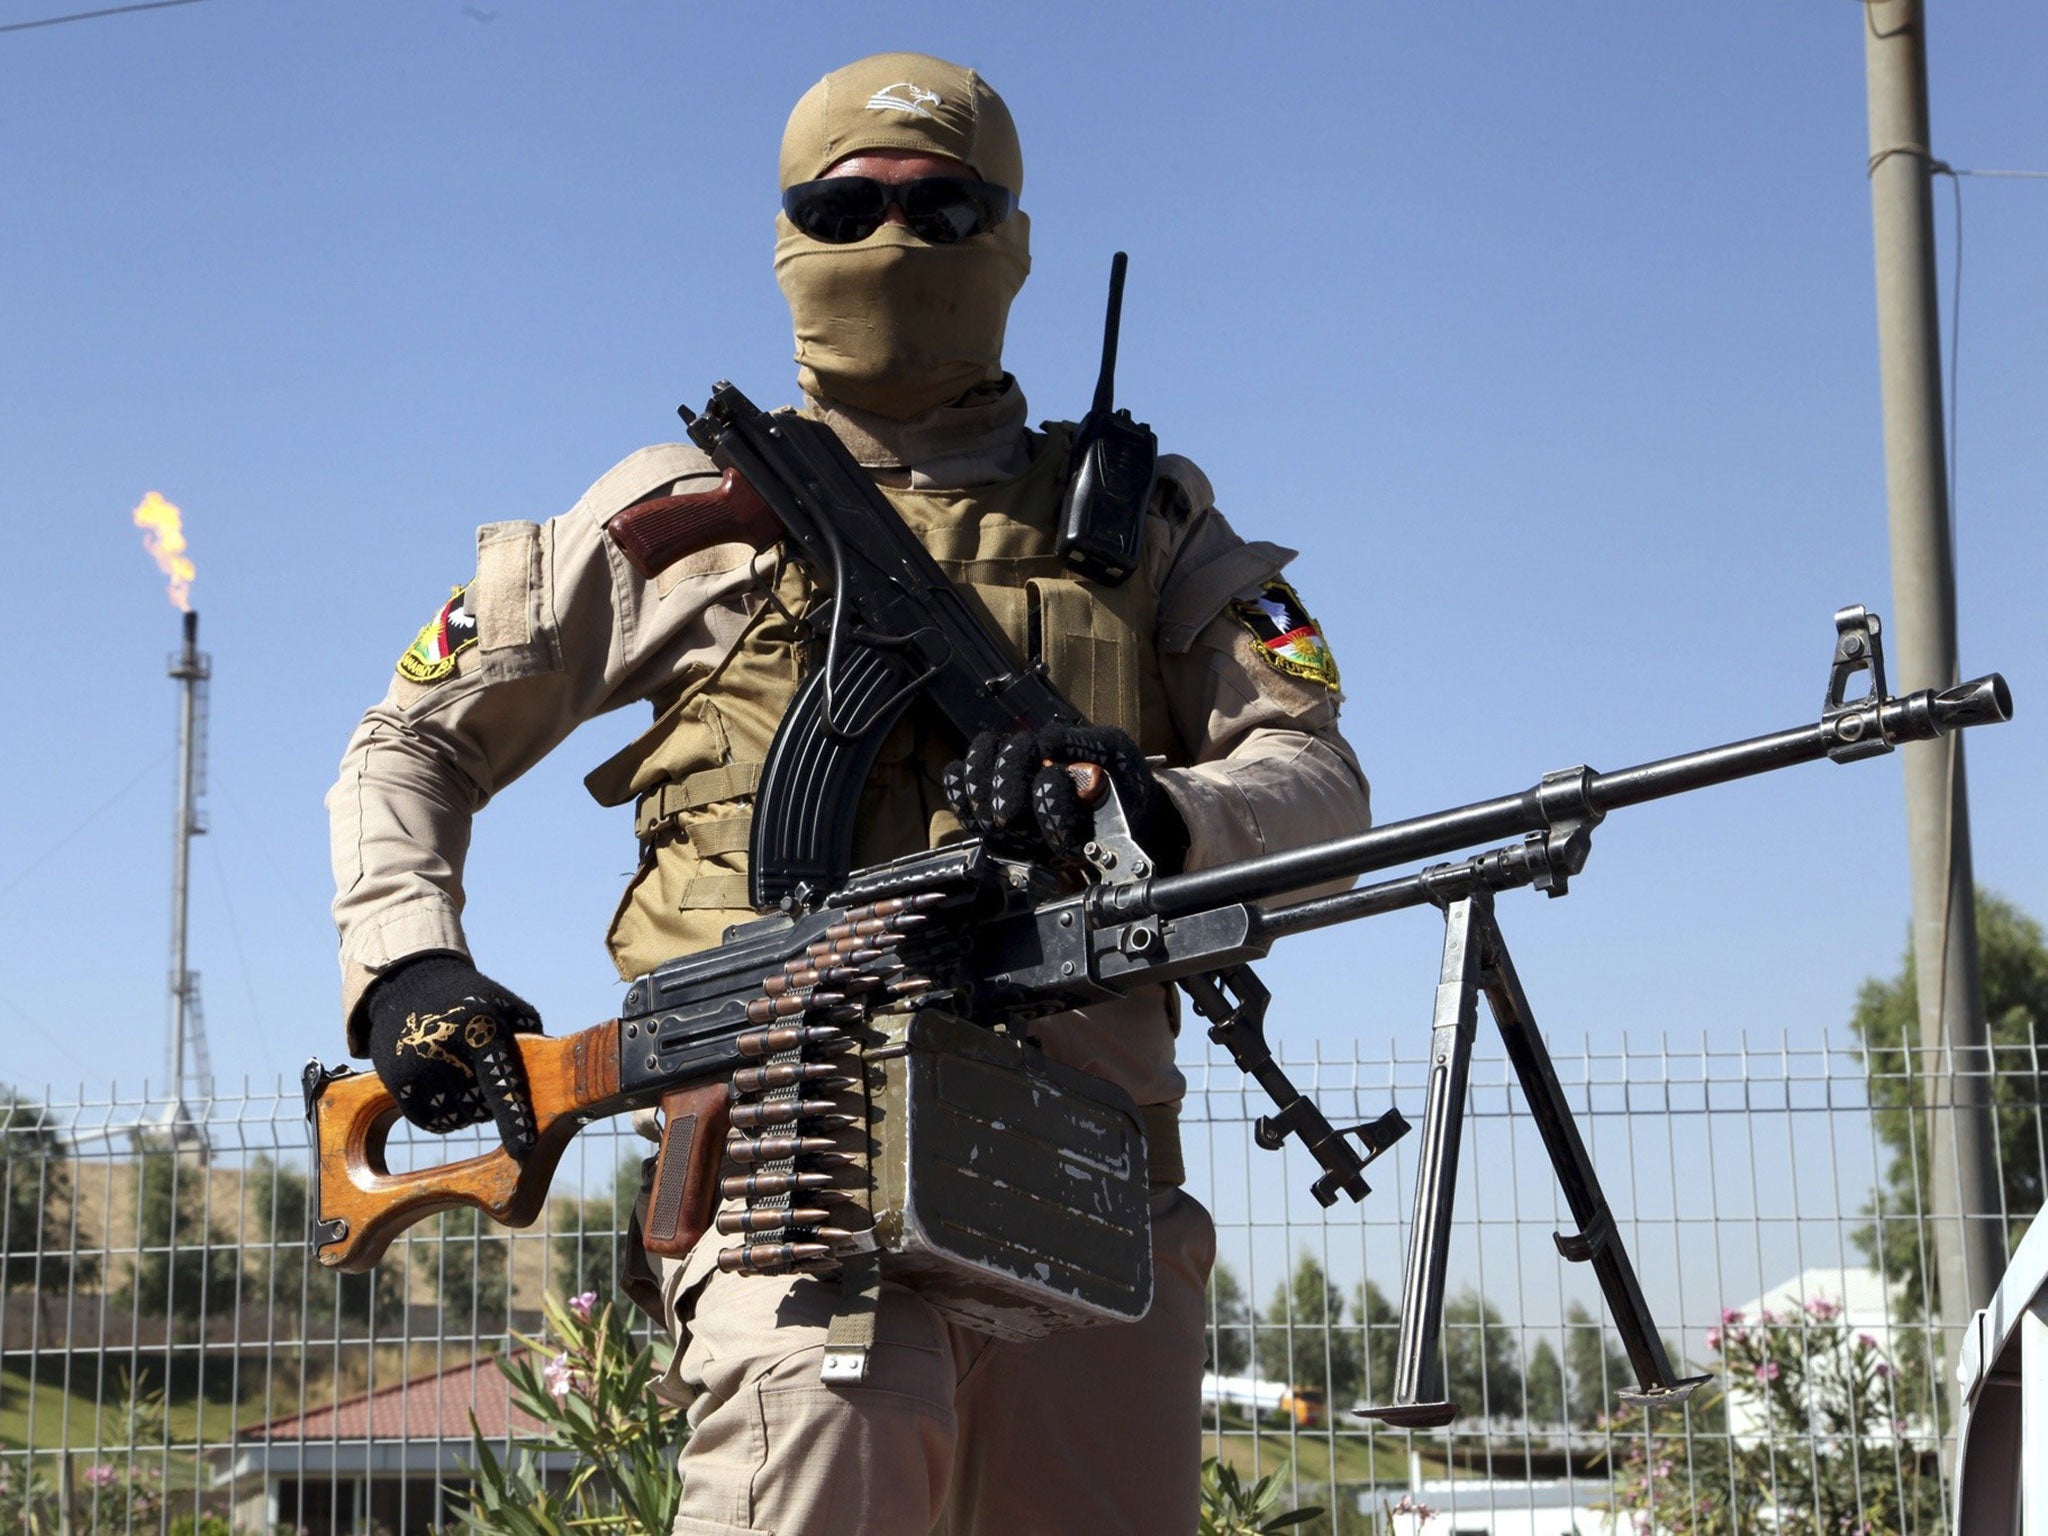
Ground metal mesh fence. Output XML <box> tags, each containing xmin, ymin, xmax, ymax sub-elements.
<box><xmin>1188</xmin><ymin>1028</ymin><xmax>2041</xmax><ymax>1534</ymax></box>
<box><xmin>0</xmin><ymin>1028</ymin><xmax>2037</xmax><ymax>1534</ymax></box>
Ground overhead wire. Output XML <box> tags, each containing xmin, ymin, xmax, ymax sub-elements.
<box><xmin>0</xmin><ymin>750</ymin><xmax>169</xmax><ymax>902</ymax></box>
<box><xmin>0</xmin><ymin>0</ymin><xmax>207</xmax><ymax>34</ymax></box>
<box><xmin>1929</xmin><ymin>162</ymin><xmax>1962</xmax><ymax>548</ymax></box>
<box><xmin>1860</xmin><ymin>54</ymin><xmax>2047</xmax><ymax>1254</ymax></box>
<box><xmin>1908</xmin><ymin>160</ymin><xmax>2048</xmax><ymax>523</ymax></box>
<box><xmin>205</xmin><ymin>835</ymin><xmax>278</xmax><ymax>1079</ymax></box>
<box><xmin>0</xmin><ymin>989</ymin><xmax>96</xmax><ymax>1078</ymax></box>
<box><xmin>1911</xmin><ymin>151</ymin><xmax>2046</xmax><ymax>1254</ymax></box>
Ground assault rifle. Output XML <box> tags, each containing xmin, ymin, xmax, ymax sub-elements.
<box><xmin>305</xmin><ymin>592</ymin><xmax>2010</xmax><ymax>1417</ymax></box>
<box><xmin>607</xmin><ymin>382</ymin><xmax>1096</xmax><ymax>911</ymax></box>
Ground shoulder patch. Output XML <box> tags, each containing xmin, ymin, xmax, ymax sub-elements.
<box><xmin>396</xmin><ymin>586</ymin><xmax>477</xmax><ymax>684</ymax></box>
<box><xmin>1229</xmin><ymin>578</ymin><xmax>1340</xmax><ymax>689</ymax></box>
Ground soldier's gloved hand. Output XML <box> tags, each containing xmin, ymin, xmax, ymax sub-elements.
<box><xmin>943</xmin><ymin>723</ymin><xmax>1188</xmax><ymax>870</ymax></box>
<box><xmin>365</xmin><ymin>954</ymin><xmax>542</xmax><ymax>1159</ymax></box>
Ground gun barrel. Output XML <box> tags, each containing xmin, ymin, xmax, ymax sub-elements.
<box><xmin>1255</xmin><ymin>841</ymin><xmax>1554</xmax><ymax>944</ymax></box>
<box><xmin>1929</xmin><ymin>673</ymin><xmax>2013</xmax><ymax>732</ymax></box>
<box><xmin>1105</xmin><ymin>675</ymin><xmax>2011</xmax><ymax>924</ymax></box>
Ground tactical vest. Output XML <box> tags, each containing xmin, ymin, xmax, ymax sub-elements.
<box><xmin>587</xmin><ymin>425</ymin><xmax>1183</xmax><ymax>981</ymax></box>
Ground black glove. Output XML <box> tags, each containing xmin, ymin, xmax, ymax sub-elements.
<box><xmin>365</xmin><ymin>953</ymin><xmax>542</xmax><ymax>1158</ymax></box>
<box><xmin>942</xmin><ymin>723</ymin><xmax>1187</xmax><ymax>870</ymax></box>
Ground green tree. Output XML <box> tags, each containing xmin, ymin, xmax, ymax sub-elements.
<box><xmin>1206</xmin><ymin>1259</ymin><xmax>1252</xmax><ymax>1375</ymax></box>
<box><xmin>1524</xmin><ymin>1337</ymin><xmax>1565</xmax><ymax>1427</ymax></box>
<box><xmin>244</xmin><ymin>1155</ymin><xmax>402</xmax><ymax>1329</ymax></box>
<box><xmin>434</xmin><ymin>1205</ymin><xmax>512</xmax><ymax>1336</ymax></box>
<box><xmin>1850</xmin><ymin>890</ymin><xmax>2048</xmax><ymax>1320</ymax></box>
<box><xmin>1562</xmin><ymin>1300</ymin><xmax>1630</xmax><ymax>1427</ymax></box>
<box><xmin>549</xmin><ymin>1156</ymin><xmax>646</xmax><ymax>1301</ymax></box>
<box><xmin>115</xmin><ymin>1134</ymin><xmax>240</xmax><ymax>1341</ymax></box>
<box><xmin>1256</xmin><ymin>1252</ymin><xmax>1359</xmax><ymax>1408</ymax></box>
<box><xmin>1442</xmin><ymin>1288</ymin><xmax>1522</xmax><ymax>1422</ymax></box>
<box><xmin>1</xmin><ymin>1087</ymin><xmax>96</xmax><ymax>1295</ymax></box>
<box><xmin>1350</xmin><ymin>1278</ymin><xmax>1399</xmax><ymax>1408</ymax></box>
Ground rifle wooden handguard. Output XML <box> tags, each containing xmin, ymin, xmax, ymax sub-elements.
<box><xmin>605</xmin><ymin>468</ymin><xmax>781</xmax><ymax>579</ymax></box>
<box><xmin>307</xmin><ymin>1024</ymin><xmax>632</xmax><ymax>1273</ymax></box>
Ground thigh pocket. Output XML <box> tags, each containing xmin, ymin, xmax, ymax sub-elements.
<box><xmin>748</xmin><ymin>1376</ymin><xmax>956</xmax><ymax>1533</ymax></box>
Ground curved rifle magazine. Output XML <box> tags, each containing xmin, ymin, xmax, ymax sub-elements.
<box><xmin>750</xmin><ymin>636</ymin><xmax>922</xmax><ymax>909</ymax></box>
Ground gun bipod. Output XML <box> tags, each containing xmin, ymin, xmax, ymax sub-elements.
<box><xmin>1355</xmin><ymin>891</ymin><xmax>1708</xmax><ymax>1428</ymax></box>
<box><xmin>1180</xmin><ymin>964</ymin><xmax>1409</xmax><ymax>1208</ymax></box>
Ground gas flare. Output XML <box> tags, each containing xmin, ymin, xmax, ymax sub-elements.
<box><xmin>132</xmin><ymin>491</ymin><xmax>195</xmax><ymax>611</ymax></box>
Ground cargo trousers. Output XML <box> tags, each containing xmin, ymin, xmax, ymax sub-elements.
<box><xmin>658</xmin><ymin>1186</ymin><xmax>1216</xmax><ymax>1536</ymax></box>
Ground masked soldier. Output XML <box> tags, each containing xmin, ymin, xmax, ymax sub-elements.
<box><xmin>329</xmin><ymin>51</ymin><xmax>1369</xmax><ymax>1535</ymax></box>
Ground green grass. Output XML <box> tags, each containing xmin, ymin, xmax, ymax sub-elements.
<box><xmin>1204</xmin><ymin>1418</ymin><xmax>1419</xmax><ymax>1486</ymax></box>
<box><xmin>0</xmin><ymin>1367</ymin><xmax>239</xmax><ymax>1453</ymax></box>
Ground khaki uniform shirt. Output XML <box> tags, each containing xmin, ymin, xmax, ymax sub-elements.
<box><xmin>327</xmin><ymin>412</ymin><xmax>1370</xmax><ymax>1110</ymax></box>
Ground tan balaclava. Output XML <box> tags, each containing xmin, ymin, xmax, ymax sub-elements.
<box><xmin>776</xmin><ymin>52</ymin><xmax>1030</xmax><ymax>421</ymax></box>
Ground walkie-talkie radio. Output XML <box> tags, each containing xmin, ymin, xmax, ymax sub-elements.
<box><xmin>1056</xmin><ymin>252</ymin><xmax>1158</xmax><ymax>586</ymax></box>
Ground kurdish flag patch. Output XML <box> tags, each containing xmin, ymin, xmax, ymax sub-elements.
<box><xmin>1230</xmin><ymin>578</ymin><xmax>1340</xmax><ymax>689</ymax></box>
<box><xmin>397</xmin><ymin>585</ymin><xmax>478</xmax><ymax>684</ymax></box>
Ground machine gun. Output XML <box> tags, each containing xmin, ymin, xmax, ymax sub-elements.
<box><xmin>305</xmin><ymin>597</ymin><xmax>2010</xmax><ymax>1416</ymax></box>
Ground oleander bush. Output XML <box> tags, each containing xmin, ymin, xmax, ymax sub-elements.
<box><xmin>1603</xmin><ymin>1296</ymin><xmax>1942</xmax><ymax>1536</ymax></box>
<box><xmin>448</xmin><ymin>1291</ymin><xmax>687</xmax><ymax>1536</ymax></box>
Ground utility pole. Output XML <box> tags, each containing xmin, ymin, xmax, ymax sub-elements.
<box><xmin>1860</xmin><ymin>0</ymin><xmax>2005</xmax><ymax>1385</ymax></box>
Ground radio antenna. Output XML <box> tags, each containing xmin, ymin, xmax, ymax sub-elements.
<box><xmin>1091</xmin><ymin>252</ymin><xmax>1129</xmax><ymax>416</ymax></box>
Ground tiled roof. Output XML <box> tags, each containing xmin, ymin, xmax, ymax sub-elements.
<box><xmin>246</xmin><ymin>1355</ymin><xmax>547</xmax><ymax>1442</ymax></box>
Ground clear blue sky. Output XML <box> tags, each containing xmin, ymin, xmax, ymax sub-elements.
<box><xmin>3</xmin><ymin>1</ymin><xmax>2043</xmax><ymax>1115</ymax></box>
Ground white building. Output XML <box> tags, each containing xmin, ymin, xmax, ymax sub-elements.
<box><xmin>1720</xmin><ymin>1265</ymin><xmax>1917</xmax><ymax>1440</ymax></box>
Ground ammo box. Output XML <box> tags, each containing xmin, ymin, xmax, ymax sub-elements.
<box><xmin>864</xmin><ymin>1008</ymin><xmax>1154</xmax><ymax>1340</ymax></box>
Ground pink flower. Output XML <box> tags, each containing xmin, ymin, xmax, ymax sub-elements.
<box><xmin>1754</xmin><ymin>1360</ymin><xmax>1781</xmax><ymax>1383</ymax></box>
<box><xmin>1874</xmin><ymin>1360</ymin><xmax>1892</xmax><ymax>1379</ymax></box>
<box><xmin>1804</xmin><ymin>1296</ymin><xmax>1841</xmax><ymax>1321</ymax></box>
<box><xmin>568</xmin><ymin>1291</ymin><xmax>598</xmax><ymax>1322</ymax></box>
<box><xmin>1388</xmin><ymin>1493</ymin><xmax>1438</xmax><ymax>1520</ymax></box>
<box><xmin>83</xmin><ymin>1466</ymin><xmax>118</xmax><ymax>1489</ymax></box>
<box><xmin>543</xmin><ymin>1351</ymin><xmax>575</xmax><ymax>1399</ymax></box>
<box><xmin>1721</xmin><ymin>1307</ymin><xmax>1745</xmax><ymax>1325</ymax></box>
<box><xmin>1856</xmin><ymin>1332</ymin><xmax>1880</xmax><ymax>1351</ymax></box>
<box><xmin>1705</xmin><ymin>1327</ymin><xmax>1722</xmax><ymax>1350</ymax></box>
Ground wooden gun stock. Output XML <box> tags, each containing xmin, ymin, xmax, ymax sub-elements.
<box><xmin>306</xmin><ymin>1023</ymin><xmax>634</xmax><ymax>1273</ymax></box>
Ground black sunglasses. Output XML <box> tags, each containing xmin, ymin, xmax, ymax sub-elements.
<box><xmin>781</xmin><ymin>176</ymin><xmax>1016</xmax><ymax>246</ymax></box>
